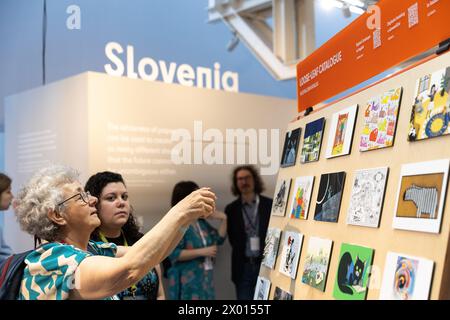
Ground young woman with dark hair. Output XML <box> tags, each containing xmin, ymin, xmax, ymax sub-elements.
<box><xmin>166</xmin><ymin>181</ymin><xmax>227</xmax><ymax>300</ymax></box>
<box><xmin>85</xmin><ymin>171</ymin><xmax>165</xmax><ymax>300</ymax></box>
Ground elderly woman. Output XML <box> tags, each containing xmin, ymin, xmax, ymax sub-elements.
<box><xmin>14</xmin><ymin>165</ymin><xmax>215</xmax><ymax>300</ymax></box>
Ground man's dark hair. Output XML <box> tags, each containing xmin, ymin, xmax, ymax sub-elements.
<box><xmin>85</xmin><ymin>171</ymin><xmax>143</xmax><ymax>244</ymax></box>
<box><xmin>231</xmin><ymin>165</ymin><xmax>264</xmax><ymax>197</ymax></box>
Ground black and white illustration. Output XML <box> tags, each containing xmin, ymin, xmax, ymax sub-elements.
<box><xmin>347</xmin><ymin>167</ymin><xmax>388</xmax><ymax>228</ymax></box>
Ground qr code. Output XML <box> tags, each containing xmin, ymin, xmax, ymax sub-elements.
<box><xmin>408</xmin><ymin>3</ymin><xmax>419</xmax><ymax>28</ymax></box>
<box><xmin>373</xmin><ymin>29</ymin><xmax>381</xmax><ymax>49</ymax></box>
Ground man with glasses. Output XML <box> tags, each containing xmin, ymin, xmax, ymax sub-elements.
<box><xmin>225</xmin><ymin>165</ymin><xmax>272</xmax><ymax>300</ymax></box>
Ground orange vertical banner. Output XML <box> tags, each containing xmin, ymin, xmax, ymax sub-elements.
<box><xmin>296</xmin><ymin>0</ymin><xmax>450</xmax><ymax>113</ymax></box>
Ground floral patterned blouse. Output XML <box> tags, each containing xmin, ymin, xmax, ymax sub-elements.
<box><xmin>18</xmin><ymin>241</ymin><xmax>118</xmax><ymax>300</ymax></box>
<box><xmin>167</xmin><ymin>219</ymin><xmax>225</xmax><ymax>300</ymax></box>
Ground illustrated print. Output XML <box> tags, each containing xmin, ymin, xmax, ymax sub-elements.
<box><xmin>301</xmin><ymin>117</ymin><xmax>325</xmax><ymax>163</ymax></box>
<box><xmin>332</xmin><ymin>113</ymin><xmax>348</xmax><ymax>155</ymax></box>
<box><xmin>301</xmin><ymin>237</ymin><xmax>333</xmax><ymax>292</ymax></box>
<box><xmin>408</xmin><ymin>67</ymin><xmax>450</xmax><ymax>141</ymax></box>
<box><xmin>279</xmin><ymin>231</ymin><xmax>303</xmax><ymax>279</ymax></box>
<box><xmin>393</xmin><ymin>256</ymin><xmax>418</xmax><ymax>300</ymax></box>
<box><xmin>396</xmin><ymin>173</ymin><xmax>443</xmax><ymax>220</ymax></box>
<box><xmin>289</xmin><ymin>176</ymin><xmax>314</xmax><ymax>220</ymax></box>
<box><xmin>326</xmin><ymin>105</ymin><xmax>358</xmax><ymax>158</ymax></box>
<box><xmin>273</xmin><ymin>287</ymin><xmax>293</xmax><ymax>300</ymax></box>
<box><xmin>360</xmin><ymin>87</ymin><xmax>402</xmax><ymax>151</ymax></box>
<box><xmin>380</xmin><ymin>252</ymin><xmax>434</xmax><ymax>300</ymax></box>
<box><xmin>262</xmin><ymin>228</ymin><xmax>281</xmax><ymax>269</ymax></box>
<box><xmin>347</xmin><ymin>167</ymin><xmax>388</xmax><ymax>228</ymax></box>
<box><xmin>281</xmin><ymin>128</ymin><xmax>301</xmax><ymax>167</ymax></box>
<box><xmin>333</xmin><ymin>243</ymin><xmax>373</xmax><ymax>300</ymax></box>
<box><xmin>253</xmin><ymin>277</ymin><xmax>271</xmax><ymax>300</ymax></box>
<box><xmin>314</xmin><ymin>172</ymin><xmax>346</xmax><ymax>222</ymax></box>
<box><xmin>393</xmin><ymin>159</ymin><xmax>449</xmax><ymax>233</ymax></box>
<box><xmin>271</xmin><ymin>178</ymin><xmax>291</xmax><ymax>216</ymax></box>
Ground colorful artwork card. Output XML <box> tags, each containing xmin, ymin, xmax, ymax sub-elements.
<box><xmin>301</xmin><ymin>237</ymin><xmax>333</xmax><ymax>292</ymax></box>
<box><xmin>301</xmin><ymin>117</ymin><xmax>325</xmax><ymax>163</ymax></box>
<box><xmin>333</xmin><ymin>243</ymin><xmax>374</xmax><ymax>300</ymax></box>
<box><xmin>289</xmin><ymin>176</ymin><xmax>314</xmax><ymax>220</ymax></box>
<box><xmin>326</xmin><ymin>105</ymin><xmax>358</xmax><ymax>158</ymax></box>
<box><xmin>408</xmin><ymin>67</ymin><xmax>450</xmax><ymax>141</ymax></box>
<box><xmin>379</xmin><ymin>252</ymin><xmax>434</xmax><ymax>300</ymax></box>
<box><xmin>360</xmin><ymin>87</ymin><xmax>402</xmax><ymax>151</ymax></box>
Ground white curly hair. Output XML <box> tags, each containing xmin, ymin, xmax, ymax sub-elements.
<box><xmin>14</xmin><ymin>164</ymin><xmax>80</xmax><ymax>241</ymax></box>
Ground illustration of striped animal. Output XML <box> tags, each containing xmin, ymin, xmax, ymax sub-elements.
<box><xmin>403</xmin><ymin>185</ymin><xmax>438</xmax><ymax>218</ymax></box>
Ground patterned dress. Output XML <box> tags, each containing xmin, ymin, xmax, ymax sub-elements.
<box><xmin>167</xmin><ymin>219</ymin><xmax>225</xmax><ymax>300</ymax></box>
<box><xmin>18</xmin><ymin>241</ymin><xmax>118</xmax><ymax>300</ymax></box>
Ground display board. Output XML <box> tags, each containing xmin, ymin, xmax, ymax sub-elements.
<box><xmin>260</xmin><ymin>51</ymin><xmax>450</xmax><ymax>300</ymax></box>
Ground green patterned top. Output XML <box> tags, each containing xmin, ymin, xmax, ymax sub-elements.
<box><xmin>18</xmin><ymin>241</ymin><xmax>118</xmax><ymax>300</ymax></box>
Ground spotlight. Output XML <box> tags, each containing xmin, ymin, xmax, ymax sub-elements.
<box><xmin>227</xmin><ymin>31</ymin><xmax>240</xmax><ymax>52</ymax></box>
<box><xmin>342</xmin><ymin>3</ymin><xmax>351</xmax><ymax>18</ymax></box>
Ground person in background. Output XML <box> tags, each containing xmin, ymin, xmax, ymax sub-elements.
<box><xmin>85</xmin><ymin>171</ymin><xmax>165</xmax><ymax>300</ymax></box>
<box><xmin>166</xmin><ymin>181</ymin><xmax>227</xmax><ymax>300</ymax></box>
<box><xmin>0</xmin><ymin>173</ymin><xmax>13</xmax><ymax>262</ymax></box>
<box><xmin>14</xmin><ymin>165</ymin><xmax>215</xmax><ymax>300</ymax></box>
<box><xmin>225</xmin><ymin>165</ymin><xmax>272</xmax><ymax>300</ymax></box>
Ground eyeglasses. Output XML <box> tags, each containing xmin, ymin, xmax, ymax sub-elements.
<box><xmin>57</xmin><ymin>191</ymin><xmax>91</xmax><ymax>207</ymax></box>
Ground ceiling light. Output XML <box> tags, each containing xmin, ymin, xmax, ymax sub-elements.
<box><xmin>227</xmin><ymin>31</ymin><xmax>240</xmax><ymax>52</ymax></box>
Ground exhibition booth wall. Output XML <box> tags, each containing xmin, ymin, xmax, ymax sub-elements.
<box><xmin>3</xmin><ymin>71</ymin><xmax>297</xmax><ymax>298</ymax></box>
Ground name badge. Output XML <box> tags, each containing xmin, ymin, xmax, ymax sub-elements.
<box><xmin>204</xmin><ymin>257</ymin><xmax>214</xmax><ymax>270</ymax></box>
<box><xmin>250</xmin><ymin>236</ymin><xmax>260</xmax><ymax>252</ymax></box>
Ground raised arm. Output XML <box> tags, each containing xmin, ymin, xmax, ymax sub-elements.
<box><xmin>70</xmin><ymin>188</ymin><xmax>216</xmax><ymax>299</ymax></box>
<box><xmin>210</xmin><ymin>210</ymin><xmax>227</xmax><ymax>238</ymax></box>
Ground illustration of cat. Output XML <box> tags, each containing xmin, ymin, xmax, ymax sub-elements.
<box><xmin>337</xmin><ymin>252</ymin><xmax>365</xmax><ymax>295</ymax></box>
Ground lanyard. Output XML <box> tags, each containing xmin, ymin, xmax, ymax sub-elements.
<box><xmin>242</xmin><ymin>195</ymin><xmax>260</xmax><ymax>233</ymax></box>
<box><xmin>195</xmin><ymin>221</ymin><xmax>208</xmax><ymax>247</ymax></box>
<box><xmin>99</xmin><ymin>231</ymin><xmax>129</xmax><ymax>247</ymax></box>
<box><xmin>99</xmin><ymin>230</ymin><xmax>137</xmax><ymax>296</ymax></box>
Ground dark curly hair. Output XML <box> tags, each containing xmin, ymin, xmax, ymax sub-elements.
<box><xmin>231</xmin><ymin>165</ymin><xmax>264</xmax><ymax>197</ymax></box>
<box><xmin>85</xmin><ymin>171</ymin><xmax>143</xmax><ymax>245</ymax></box>
<box><xmin>171</xmin><ymin>181</ymin><xmax>199</xmax><ymax>207</ymax></box>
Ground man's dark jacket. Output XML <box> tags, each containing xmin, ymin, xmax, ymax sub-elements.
<box><xmin>225</xmin><ymin>195</ymin><xmax>272</xmax><ymax>284</ymax></box>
